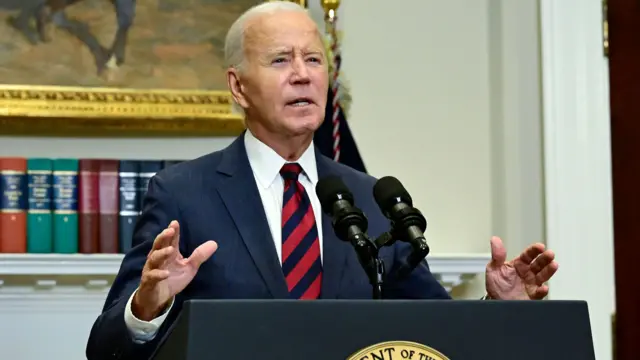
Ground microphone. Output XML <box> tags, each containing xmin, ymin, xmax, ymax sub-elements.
<box><xmin>315</xmin><ymin>176</ymin><xmax>377</xmax><ymax>263</ymax></box>
<box><xmin>316</xmin><ymin>176</ymin><xmax>384</xmax><ymax>298</ymax></box>
<box><xmin>373</xmin><ymin>176</ymin><xmax>430</xmax><ymax>278</ymax></box>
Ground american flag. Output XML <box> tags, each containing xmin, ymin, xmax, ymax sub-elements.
<box><xmin>314</xmin><ymin>26</ymin><xmax>366</xmax><ymax>173</ymax></box>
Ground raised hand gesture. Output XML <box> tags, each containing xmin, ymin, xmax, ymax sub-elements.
<box><xmin>132</xmin><ymin>220</ymin><xmax>218</xmax><ymax>321</ymax></box>
<box><xmin>485</xmin><ymin>236</ymin><xmax>558</xmax><ymax>300</ymax></box>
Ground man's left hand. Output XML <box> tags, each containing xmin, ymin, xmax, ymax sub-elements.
<box><xmin>485</xmin><ymin>236</ymin><xmax>558</xmax><ymax>300</ymax></box>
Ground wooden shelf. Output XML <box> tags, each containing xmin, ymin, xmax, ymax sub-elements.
<box><xmin>0</xmin><ymin>253</ymin><xmax>124</xmax><ymax>276</ymax></box>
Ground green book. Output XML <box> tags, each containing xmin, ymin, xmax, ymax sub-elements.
<box><xmin>53</xmin><ymin>159</ymin><xmax>79</xmax><ymax>254</ymax></box>
<box><xmin>27</xmin><ymin>158</ymin><xmax>53</xmax><ymax>253</ymax></box>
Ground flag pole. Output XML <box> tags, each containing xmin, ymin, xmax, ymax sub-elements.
<box><xmin>321</xmin><ymin>0</ymin><xmax>342</xmax><ymax>162</ymax></box>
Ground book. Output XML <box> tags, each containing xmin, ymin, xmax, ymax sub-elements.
<box><xmin>118</xmin><ymin>160</ymin><xmax>140</xmax><ymax>253</ymax></box>
<box><xmin>0</xmin><ymin>156</ymin><xmax>187</xmax><ymax>254</ymax></box>
<box><xmin>98</xmin><ymin>160</ymin><xmax>119</xmax><ymax>254</ymax></box>
<box><xmin>79</xmin><ymin>159</ymin><xmax>100</xmax><ymax>254</ymax></box>
<box><xmin>27</xmin><ymin>158</ymin><xmax>53</xmax><ymax>253</ymax></box>
<box><xmin>0</xmin><ymin>157</ymin><xmax>27</xmax><ymax>253</ymax></box>
<box><xmin>53</xmin><ymin>159</ymin><xmax>79</xmax><ymax>254</ymax></box>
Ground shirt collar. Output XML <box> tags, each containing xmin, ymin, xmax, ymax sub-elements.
<box><xmin>244</xmin><ymin>130</ymin><xmax>318</xmax><ymax>189</ymax></box>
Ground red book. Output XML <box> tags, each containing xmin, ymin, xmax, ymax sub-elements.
<box><xmin>98</xmin><ymin>160</ymin><xmax>119</xmax><ymax>253</ymax></box>
<box><xmin>78</xmin><ymin>159</ymin><xmax>100</xmax><ymax>254</ymax></box>
<box><xmin>0</xmin><ymin>158</ymin><xmax>27</xmax><ymax>253</ymax></box>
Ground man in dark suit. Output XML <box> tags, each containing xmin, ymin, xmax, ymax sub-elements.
<box><xmin>85</xmin><ymin>1</ymin><xmax>559</xmax><ymax>359</ymax></box>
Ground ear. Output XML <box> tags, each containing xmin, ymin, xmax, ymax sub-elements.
<box><xmin>227</xmin><ymin>68</ymin><xmax>249</xmax><ymax>109</ymax></box>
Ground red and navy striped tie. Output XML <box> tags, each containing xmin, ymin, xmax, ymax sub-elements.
<box><xmin>280</xmin><ymin>163</ymin><xmax>322</xmax><ymax>299</ymax></box>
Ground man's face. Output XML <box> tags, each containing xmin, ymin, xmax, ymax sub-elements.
<box><xmin>230</xmin><ymin>11</ymin><xmax>329</xmax><ymax>137</ymax></box>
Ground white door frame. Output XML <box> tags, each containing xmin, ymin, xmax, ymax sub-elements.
<box><xmin>540</xmin><ymin>1</ymin><xmax>615</xmax><ymax>360</ymax></box>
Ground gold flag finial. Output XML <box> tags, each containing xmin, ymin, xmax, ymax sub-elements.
<box><xmin>320</xmin><ymin>0</ymin><xmax>351</xmax><ymax>119</ymax></box>
<box><xmin>321</xmin><ymin>0</ymin><xmax>341</xmax><ymax>12</ymax></box>
<box><xmin>321</xmin><ymin>0</ymin><xmax>341</xmax><ymax>22</ymax></box>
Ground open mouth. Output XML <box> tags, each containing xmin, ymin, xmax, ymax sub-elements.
<box><xmin>287</xmin><ymin>97</ymin><xmax>314</xmax><ymax>107</ymax></box>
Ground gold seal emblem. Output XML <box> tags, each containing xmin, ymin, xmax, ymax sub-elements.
<box><xmin>347</xmin><ymin>340</ymin><xmax>449</xmax><ymax>360</ymax></box>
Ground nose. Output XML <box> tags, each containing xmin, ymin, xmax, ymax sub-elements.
<box><xmin>291</xmin><ymin>56</ymin><xmax>311</xmax><ymax>84</ymax></box>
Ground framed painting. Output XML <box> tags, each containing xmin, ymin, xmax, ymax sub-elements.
<box><xmin>0</xmin><ymin>0</ymin><xmax>307</xmax><ymax>136</ymax></box>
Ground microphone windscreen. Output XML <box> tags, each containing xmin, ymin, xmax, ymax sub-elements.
<box><xmin>315</xmin><ymin>176</ymin><xmax>353</xmax><ymax>212</ymax></box>
<box><xmin>373</xmin><ymin>176</ymin><xmax>413</xmax><ymax>210</ymax></box>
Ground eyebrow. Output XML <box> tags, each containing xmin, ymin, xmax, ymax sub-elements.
<box><xmin>265</xmin><ymin>47</ymin><xmax>292</xmax><ymax>57</ymax></box>
<box><xmin>265</xmin><ymin>47</ymin><xmax>324</xmax><ymax>57</ymax></box>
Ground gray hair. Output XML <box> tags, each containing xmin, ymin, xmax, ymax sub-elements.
<box><xmin>224</xmin><ymin>1</ymin><xmax>312</xmax><ymax>115</ymax></box>
<box><xmin>225</xmin><ymin>1</ymin><xmax>309</xmax><ymax>71</ymax></box>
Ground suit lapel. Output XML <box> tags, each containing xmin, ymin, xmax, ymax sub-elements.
<box><xmin>216</xmin><ymin>135</ymin><xmax>289</xmax><ymax>299</ymax></box>
<box><xmin>316</xmin><ymin>150</ymin><xmax>352</xmax><ymax>299</ymax></box>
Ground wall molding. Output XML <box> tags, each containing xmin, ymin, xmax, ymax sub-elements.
<box><xmin>0</xmin><ymin>254</ymin><xmax>121</xmax><ymax>276</ymax></box>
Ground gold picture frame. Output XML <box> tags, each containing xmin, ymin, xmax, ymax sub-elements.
<box><xmin>0</xmin><ymin>0</ymin><xmax>307</xmax><ymax>137</ymax></box>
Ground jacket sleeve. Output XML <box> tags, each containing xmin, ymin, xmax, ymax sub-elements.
<box><xmin>85</xmin><ymin>173</ymin><xmax>186</xmax><ymax>360</ymax></box>
<box><xmin>386</xmin><ymin>240</ymin><xmax>453</xmax><ymax>299</ymax></box>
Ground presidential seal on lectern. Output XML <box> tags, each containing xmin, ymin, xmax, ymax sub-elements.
<box><xmin>347</xmin><ymin>341</ymin><xmax>449</xmax><ymax>360</ymax></box>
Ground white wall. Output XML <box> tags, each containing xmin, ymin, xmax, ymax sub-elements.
<box><xmin>321</xmin><ymin>0</ymin><xmax>545</xmax><ymax>297</ymax></box>
<box><xmin>0</xmin><ymin>0</ymin><xmax>551</xmax><ymax>358</ymax></box>
<box><xmin>339</xmin><ymin>0</ymin><xmax>495</xmax><ymax>256</ymax></box>
<box><xmin>0</xmin><ymin>137</ymin><xmax>235</xmax><ymax>161</ymax></box>
<box><xmin>486</xmin><ymin>0</ymin><xmax>545</xmax><ymax>257</ymax></box>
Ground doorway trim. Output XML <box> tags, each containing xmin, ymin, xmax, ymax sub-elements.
<box><xmin>540</xmin><ymin>0</ymin><xmax>615</xmax><ymax>359</ymax></box>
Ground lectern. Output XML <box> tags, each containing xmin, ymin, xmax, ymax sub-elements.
<box><xmin>150</xmin><ymin>299</ymin><xmax>595</xmax><ymax>360</ymax></box>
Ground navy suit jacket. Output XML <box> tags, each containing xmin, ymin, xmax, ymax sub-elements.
<box><xmin>85</xmin><ymin>134</ymin><xmax>450</xmax><ymax>360</ymax></box>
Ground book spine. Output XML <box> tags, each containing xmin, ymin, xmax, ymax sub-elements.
<box><xmin>53</xmin><ymin>159</ymin><xmax>79</xmax><ymax>254</ymax></box>
<box><xmin>79</xmin><ymin>159</ymin><xmax>100</xmax><ymax>254</ymax></box>
<box><xmin>98</xmin><ymin>160</ymin><xmax>119</xmax><ymax>254</ymax></box>
<box><xmin>27</xmin><ymin>158</ymin><xmax>53</xmax><ymax>253</ymax></box>
<box><xmin>118</xmin><ymin>160</ymin><xmax>140</xmax><ymax>253</ymax></box>
<box><xmin>0</xmin><ymin>158</ymin><xmax>28</xmax><ymax>253</ymax></box>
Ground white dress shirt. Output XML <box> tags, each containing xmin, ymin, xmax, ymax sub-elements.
<box><xmin>124</xmin><ymin>130</ymin><xmax>324</xmax><ymax>343</ymax></box>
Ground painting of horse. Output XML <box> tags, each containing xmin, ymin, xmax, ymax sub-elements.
<box><xmin>0</xmin><ymin>0</ymin><xmax>303</xmax><ymax>91</ymax></box>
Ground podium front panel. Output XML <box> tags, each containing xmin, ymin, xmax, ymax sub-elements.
<box><xmin>153</xmin><ymin>299</ymin><xmax>595</xmax><ymax>360</ymax></box>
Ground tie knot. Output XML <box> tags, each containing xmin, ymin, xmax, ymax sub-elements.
<box><xmin>280</xmin><ymin>163</ymin><xmax>303</xmax><ymax>182</ymax></box>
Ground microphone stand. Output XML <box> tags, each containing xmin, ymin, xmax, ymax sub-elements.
<box><xmin>348</xmin><ymin>232</ymin><xmax>385</xmax><ymax>299</ymax></box>
<box><xmin>326</xmin><ymin>198</ymin><xmax>429</xmax><ymax>300</ymax></box>
<box><xmin>371</xmin><ymin>257</ymin><xmax>385</xmax><ymax>300</ymax></box>
<box><xmin>329</xmin><ymin>199</ymin><xmax>389</xmax><ymax>300</ymax></box>
<box><xmin>351</xmin><ymin>230</ymin><xmax>430</xmax><ymax>300</ymax></box>
<box><xmin>372</xmin><ymin>230</ymin><xmax>431</xmax><ymax>287</ymax></box>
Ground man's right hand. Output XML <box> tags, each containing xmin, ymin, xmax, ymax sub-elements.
<box><xmin>132</xmin><ymin>220</ymin><xmax>218</xmax><ymax>321</ymax></box>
